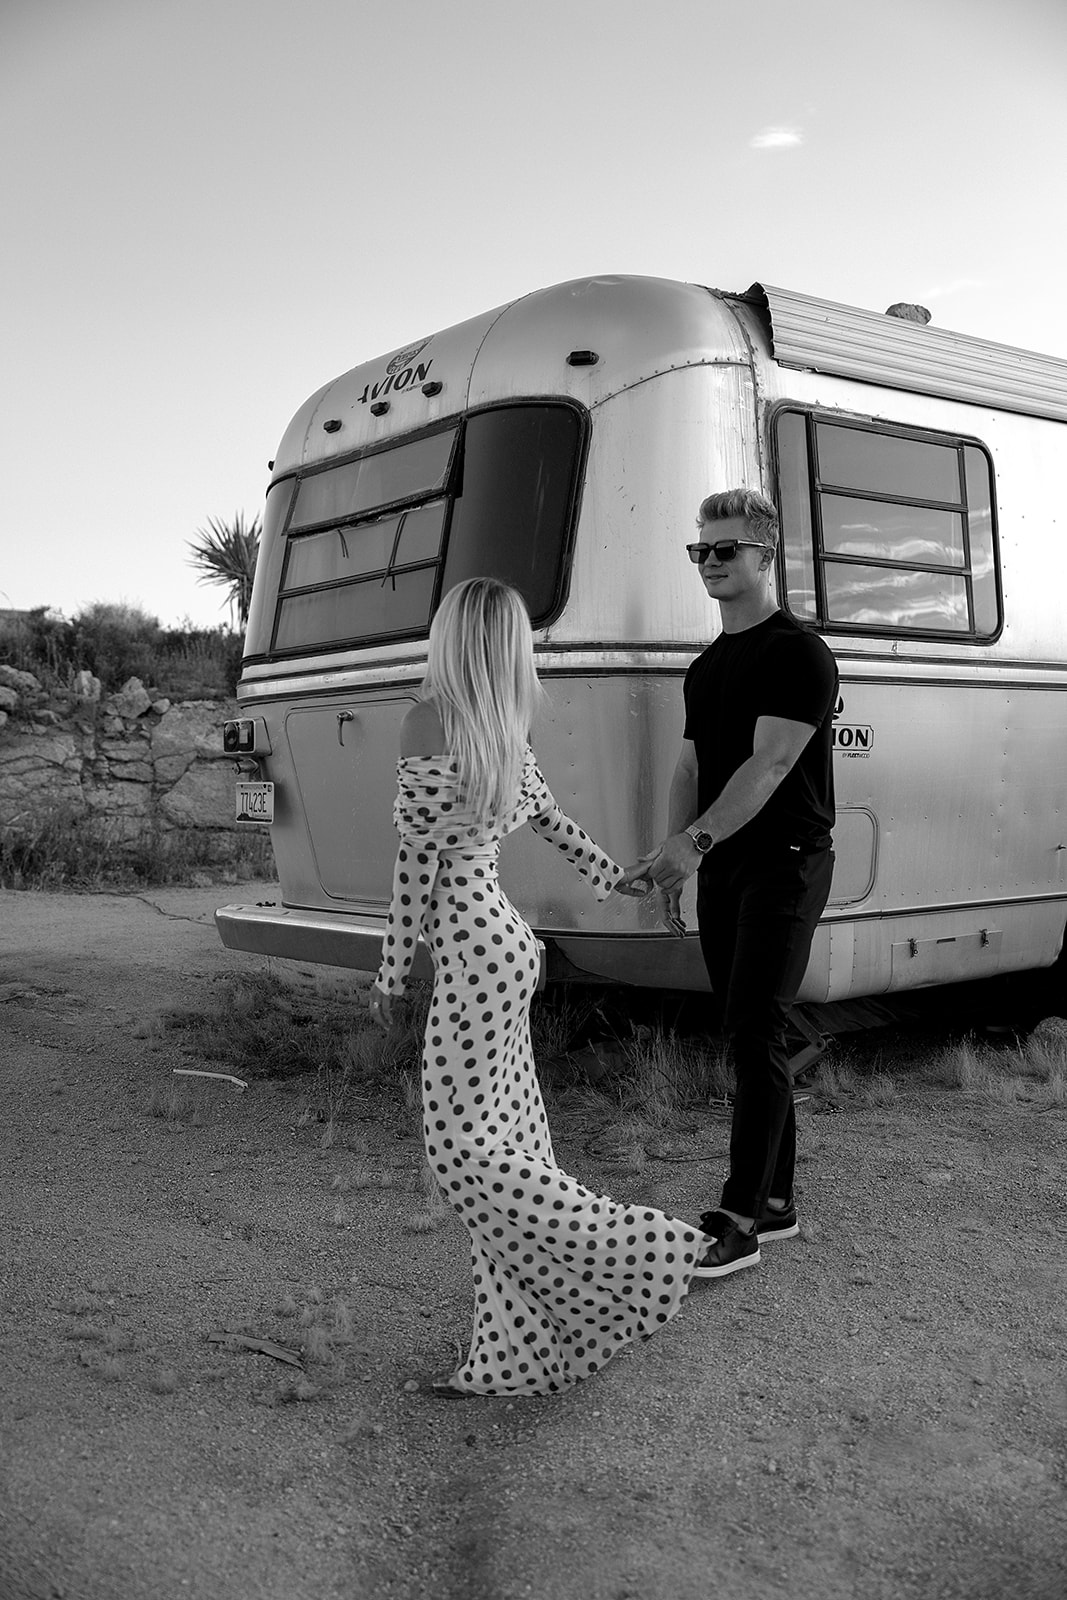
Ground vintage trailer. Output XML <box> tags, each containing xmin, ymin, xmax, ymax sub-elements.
<box><xmin>215</xmin><ymin>274</ymin><xmax>1067</xmax><ymax>1005</ymax></box>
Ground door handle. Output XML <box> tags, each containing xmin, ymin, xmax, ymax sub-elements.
<box><xmin>337</xmin><ymin>711</ymin><xmax>354</xmax><ymax>746</ymax></box>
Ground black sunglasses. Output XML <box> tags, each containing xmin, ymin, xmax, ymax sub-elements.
<box><xmin>686</xmin><ymin>539</ymin><xmax>767</xmax><ymax>565</ymax></box>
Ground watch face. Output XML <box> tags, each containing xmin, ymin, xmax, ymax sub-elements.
<box><xmin>690</xmin><ymin>829</ymin><xmax>713</xmax><ymax>852</ymax></box>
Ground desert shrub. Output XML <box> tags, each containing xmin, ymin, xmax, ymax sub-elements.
<box><xmin>151</xmin><ymin>627</ymin><xmax>244</xmax><ymax>699</ymax></box>
<box><xmin>0</xmin><ymin>605</ymin><xmax>244</xmax><ymax>697</ymax></box>
<box><xmin>70</xmin><ymin>602</ymin><xmax>165</xmax><ymax>688</ymax></box>
<box><xmin>0</xmin><ymin>608</ymin><xmax>77</xmax><ymax>683</ymax></box>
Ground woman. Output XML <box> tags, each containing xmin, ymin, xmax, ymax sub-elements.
<box><xmin>369</xmin><ymin>578</ymin><xmax>708</xmax><ymax>1396</ymax></box>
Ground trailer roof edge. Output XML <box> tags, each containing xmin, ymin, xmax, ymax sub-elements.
<box><xmin>721</xmin><ymin>282</ymin><xmax>1067</xmax><ymax>424</ymax></box>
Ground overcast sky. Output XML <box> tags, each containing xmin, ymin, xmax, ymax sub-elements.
<box><xmin>3</xmin><ymin>0</ymin><xmax>1065</xmax><ymax>629</ymax></box>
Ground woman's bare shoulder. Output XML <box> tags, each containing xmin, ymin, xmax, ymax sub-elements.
<box><xmin>400</xmin><ymin>698</ymin><xmax>446</xmax><ymax>758</ymax></box>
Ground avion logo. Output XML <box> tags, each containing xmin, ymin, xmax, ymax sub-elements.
<box><xmin>386</xmin><ymin>341</ymin><xmax>429</xmax><ymax>375</ymax></box>
<box><xmin>358</xmin><ymin>339</ymin><xmax>434</xmax><ymax>405</ymax></box>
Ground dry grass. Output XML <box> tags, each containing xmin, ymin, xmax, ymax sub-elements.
<box><xmin>168</xmin><ymin>968</ymin><xmax>1067</xmax><ymax>1129</ymax></box>
<box><xmin>922</xmin><ymin>1030</ymin><xmax>1067</xmax><ymax>1108</ymax></box>
<box><xmin>247</xmin><ymin>1285</ymin><xmax>374</xmax><ymax>1398</ymax></box>
<box><xmin>144</xmin><ymin>1079</ymin><xmax>221</xmax><ymax>1126</ymax></box>
<box><xmin>159</xmin><ymin>971</ymin><xmax>1066</xmax><ymax>1237</ymax></box>
<box><xmin>403</xmin><ymin>1164</ymin><xmax>452</xmax><ymax>1235</ymax></box>
<box><xmin>0</xmin><ymin>803</ymin><xmax>273</xmax><ymax>891</ymax></box>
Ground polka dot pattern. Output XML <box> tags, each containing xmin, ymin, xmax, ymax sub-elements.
<box><xmin>375</xmin><ymin>748</ymin><xmax>705</xmax><ymax>1396</ymax></box>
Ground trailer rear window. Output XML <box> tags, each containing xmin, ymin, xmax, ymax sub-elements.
<box><xmin>269</xmin><ymin>403</ymin><xmax>585</xmax><ymax>655</ymax></box>
<box><xmin>774</xmin><ymin>410</ymin><xmax>1000</xmax><ymax>640</ymax></box>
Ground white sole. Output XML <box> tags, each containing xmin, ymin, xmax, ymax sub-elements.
<box><xmin>692</xmin><ymin>1248</ymin><xmax>761</xmax><ymax>1279</ymax></box>
<box><xmin>757</xmin><ymin>1222</ymin><xmax>800</xmax><ymax>1243</ymax></box>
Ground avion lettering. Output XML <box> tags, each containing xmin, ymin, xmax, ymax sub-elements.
<box><xmin>357</xmin><ymin>361</ymin><xmax>434</xmax><ymax>405</ymax></box>
<box><xmin>833</xmin><ymin>724</ymin><xmax>874</xmax><ymax>750</ymax></box>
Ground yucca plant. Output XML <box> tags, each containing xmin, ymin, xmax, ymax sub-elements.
<box><xmin>187</xmin><ymin>512</ymin><xmax>261</xmax><ymax>628</ymax></box>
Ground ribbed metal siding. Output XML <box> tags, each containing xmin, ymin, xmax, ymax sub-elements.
<box><xmin>738</xmin><ymin>283</ymin><xmax>1067</xmax><ymax>424</ymax></box>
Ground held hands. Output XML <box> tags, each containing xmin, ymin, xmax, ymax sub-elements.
<box><xmin>618</xmin><ymin>835</ymin><xmax>702</xmax><ymax>894</ymax></box>
<box><xmin>613</xmin><ymin>854</ymin><xmax>658</xmax><ymax>896</ymax></box>
<box><xmin>615</xmin><ymin>844</ymin><xmax>695</xmax><ymax>938</ymax></box>
<box><xmin>645</xmin><ymin>832</ymin><xmax>703</xmax><ymax>892</ymax></box>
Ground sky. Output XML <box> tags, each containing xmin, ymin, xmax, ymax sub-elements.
<box><xmin>3</xmin><ymin>0</ymin><xmax>1066</xmax><ymax>630</ymax></box>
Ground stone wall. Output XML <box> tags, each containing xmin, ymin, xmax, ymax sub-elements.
<box><xmin>0</xmin><ymin>665</ymin><xmax>260</xmax><ymax>865</ymax></box>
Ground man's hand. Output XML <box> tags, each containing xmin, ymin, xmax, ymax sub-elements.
<box><xmin>657</xmin><ymin>885</ymin><xmax>687</xmax><ymax>937</ymax></box>
<box><xmin>367</xmin><ymin>983</ymin><xmax>395</xmax><ymax>1030</ymax></box>
<box><xmin>615</xmin><ymin>853</ymin><xmax>661</xmax><ymax>896</ymax></box>
<box><xmin>648</xmin><ymin>832</ymin><xmax>703</xmax><ymax>892</ymax></box>
<box><xmin>616</xmin><ymin>853</ymin><xmax>688</xmax><ymax>934</ymax></box>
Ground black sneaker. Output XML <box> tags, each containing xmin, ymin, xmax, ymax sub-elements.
<box><xmin>693</xmin><ymin>1210</ymin><xmax>761</xmax><ymax>1278</ymax></box>
<box><xmin>757</xmin><ymin>1200</ymin><xmax>799</xmax><ymax>1243</ymax></box>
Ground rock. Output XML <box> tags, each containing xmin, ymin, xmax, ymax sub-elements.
<box><xmin>110</xmin><ymin>757</ymin><xmax>155</xmax><ymax>784</ymax></box>
<box><xmin>158</xmin><ymin>758</ymin><xmax>237</xmax><ymax>828</ymax></box>
<box><xmin>152</xmin><ymin>702</ymin><xmax>230</xmax><ymax>784</ymax></box>
<box><xmin>0</xmin><ymin>686</ymin><xmax>19</xmax><ymax>714</ymax></box>
<box><xmin>0</xmin><ymin>684</ymin><xmax>251</xmax><ymax>867</ymax></box>
<box><xmin>72</xmin><ymin>670</ymin><xmax>102</xmax><ymax>701</ymax></box>
<box><xmin>84</xmin><ymin>784</ymin><xmax>153</xmax><ymax>822</ymax></box>
<box><xmin>0</xmin><ymin>730</ymin><xmax>84</xmax><ymax>815</ymax></box>
<box><xmin>0</xmin><ymin>665</ymin><xmax>43</xmax><ymax>697</ymax></box>
<box><xmin>105</xmin><ymin>678</ymin><xmax>152</xmax><ymax>719</ymax></box>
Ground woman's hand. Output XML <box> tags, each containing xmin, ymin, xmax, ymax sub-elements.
<box><xmin>367</xmin><ymin>984</ymin><xmax>395</xmax><ymax>1029</ymax></box>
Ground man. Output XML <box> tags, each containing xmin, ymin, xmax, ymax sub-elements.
<box><xmin>626</xmin><ymin>488</ymin><xmax>838</xmax><ymax>1279</ymax></box>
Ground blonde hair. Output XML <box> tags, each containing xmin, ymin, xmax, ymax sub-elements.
<box><xmin>696</xmin><ymin>487</ymin><xmax>780</xmax><ymax>549</ymax></box>
<box><xmin>422</xmin><ymin>578</ymin><xmax>545</xmax><ymax>822</ymax></box>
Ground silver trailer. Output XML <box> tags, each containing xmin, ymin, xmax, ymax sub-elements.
<box><xmin>216</xmin><ymin>274</ymin><xmax>1067</xmax><ymax>1006</ymax></box>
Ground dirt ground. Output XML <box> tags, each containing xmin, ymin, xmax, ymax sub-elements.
<box><xmin>1</xmin><ymin>884</ymin><xmax>1065</xmax><ymax>1600</ymax></box>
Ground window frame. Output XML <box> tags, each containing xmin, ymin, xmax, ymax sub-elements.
<box><xmin>770</xmin><ymin>405</ymin><xmax>1003</xmax><ymax>644</ymax></box>
<box><xmin>266</xmin><ymin>399</ymin><xmax>589</xmax><ymax>660</ymax></box>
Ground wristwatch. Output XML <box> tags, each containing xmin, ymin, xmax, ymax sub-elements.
<box><xmin>685</xmin><ymin>824</ymin><xmax>714</xmax><ymax>854</ymax></box>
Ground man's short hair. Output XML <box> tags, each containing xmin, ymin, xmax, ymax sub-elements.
<box><xmin>696</xmin><ymin>488</ymin><xmax>780</xmax><ymax>549</ymax></box>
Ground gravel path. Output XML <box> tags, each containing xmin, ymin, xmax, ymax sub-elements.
<box><xmin>1</xmin><ymin>886</ymin><xmax>1065</xmax><ymax>1600</ymax></box>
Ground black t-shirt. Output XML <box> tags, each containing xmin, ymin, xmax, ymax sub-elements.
<box><xmin>682</xmin><ymin>610</ymin><xmax>838</xmax><ymax>856</ymax></box>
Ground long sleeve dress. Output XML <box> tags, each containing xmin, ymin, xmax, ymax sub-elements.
<box><xmin>374</xmin><ymin>747</ymin><xmax>705</xmax><ymax>1395</ymax></box>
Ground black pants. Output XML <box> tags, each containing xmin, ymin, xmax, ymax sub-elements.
<box><xmin>697</xmin><ymin>842</ymin><xmax>834</xmax><ymax>1220</ymax></box>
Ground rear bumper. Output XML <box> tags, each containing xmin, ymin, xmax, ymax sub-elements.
<box><xmin>213</xmin><ymin>902</ymin><xmax>712</xmax><ymax>990</ymax></box>
<box><xmin>215</xmin><ymin>903</ymin><xmax>432</xmax><ymax>982</ymax></box>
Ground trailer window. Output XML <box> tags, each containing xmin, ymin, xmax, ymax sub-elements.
<box><xmin>774</xmin><ymin>410</ymin><xmax>1000</xmax><ymax>639</ymax></box>
<box><xmin>269</xmin><ymin>403</ymin><xmax>584</xmax><ymax>655</ymax></box>
<box><xmin>289</xmin><ymin>430</ymin><xmax>458</xmax><ymax>531</ymax></box>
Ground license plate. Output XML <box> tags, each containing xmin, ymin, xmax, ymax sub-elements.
<box><xmin>235</xmin><ymin>781</ymin><xmax>274</xmax><ymax>823</ymax></box>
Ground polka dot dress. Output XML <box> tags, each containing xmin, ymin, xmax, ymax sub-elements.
<box><xmin>375</xmin><ymin>747</ymin><xmax>706</xmax><ymax>1396</ymax></box>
